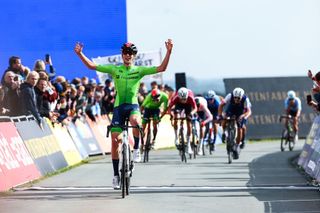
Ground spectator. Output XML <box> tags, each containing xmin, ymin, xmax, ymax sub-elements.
<box><xmin>55</xmin><ymin>96</ymin><xmax>69</xmax><ymax>123</ymax></box>
<box><xmin>102</xmin><ymin>79</ymin><xmax>115</xmax><ymax>120</ymax></box>
<box><xmin>85</xmin><ymin>89</ymin><xmax>96</xmax><ymax>122</ymax></box>
<box><xmin>138</xmin><ymin>82</ymin><xmax>148</xmax><ymax>105</ymax></box>
<box><xmin>72</xmin><ymin>85</ymin><xmax>87</xmax><ymax>122</ymax></box>
<box><xmin>0</xmin><ymin>71</ymin><xmax>23</xmax><ymax>116</ymax></box>
<box><xmin>150</xmin><ymin>81</ymin><xmax>158</xmax><ymax>90</ymax></box>
<box><xmin>35</xmin><ymin>78</ymin><xmax>51</xmax><ymax>119</ymax></box>
<box><xmin>20</xmin><ymin>71</ymin><xmax>42</xmax><ymax>126</ymax></box>
<box><xmin>91</xmin><ymin>91</ymin><xmax>103</xmax><ymax>120</ymax></box>
<box><xmin>1</xmin><ymin>56</ymin><xmax>30</xmax><ymax>84</ymax></box>
<box><xmin>33</xmin><ymin>58</ymin><xmax>56</xmax><ymax>81</ymax></box>
<box><xmin>307</xmin><ymin>70</ymin><xmax>320</xmax><ymax>103</ymax></box>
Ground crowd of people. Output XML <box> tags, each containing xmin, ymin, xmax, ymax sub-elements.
<box><xmin>0</xmin><ymin>55</ymin><xmax>177</xmax><ymax>129</ymax></box>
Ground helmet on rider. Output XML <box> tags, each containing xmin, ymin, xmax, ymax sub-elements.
<box><xmin>206</xmin><ymin>90</ymin><xmax>216</xmax><ymax>99</ymax></box>
<box><xmin>121</xmin><ymin>42</ymin><xmax>138</xmax><ymax>55</ymax></box>
<box><xmin>178</xmin><ymin>87</ymin><xmax>188</xmax><ymax>100</ymax></box>
<box><xmin>287</xmin><ymin>90</ymin><xmax>296</xmax><ymax>99</ymax></box>
<box><xmin>233</xmin><ymin>87</ymin><xmax>245</xmax><ymax>98</ymax></box>
<box><xmin>151</xmin><ymin>89</ymin><xmax>161</xmax><ymax>99</ymax></box>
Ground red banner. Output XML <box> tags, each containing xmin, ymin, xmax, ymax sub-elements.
<box><xmin>0</xmin><ymin>122</ymin><xmax>41</xmax><ymax>191</ymax></box>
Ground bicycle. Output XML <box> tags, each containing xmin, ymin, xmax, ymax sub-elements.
<box><xmin>224</xmin><ymin>116</ymin><xmax>239</xmax><ymax>164</ymax></box>
<box><xmin>279</xmin><ymin>115</ymin><xmax>296</xmax><ymax>152</ymax></box>
<box><xmin>204</xmin><ymin>120</ymin><xmax>219</xmax><ymax>155</ymax></box>
<box><xmin>107</xmin><ymin>120</ymin><xmax>144</xmax><ymax>198</ymax></box>
<box><xmin>172</xmin><ymin>112</ymin><xmax>187</xmax><ymax>163</ymax></box>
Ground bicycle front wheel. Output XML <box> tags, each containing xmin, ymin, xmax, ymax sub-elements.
<box><xmin>121</xmin><ymin>145</ymin><xmax>127</xmax><ymax>198</ymax></box>
<box><xmin>280</xmin><ymin>129</ymin><xmax>287</xmax><ymax>152</ymax></box>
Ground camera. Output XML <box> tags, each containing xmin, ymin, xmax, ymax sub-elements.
<box><xmin>306</xmin><ymin>94</ymin><xmax>312</xmax><ymax>105</ymax></box>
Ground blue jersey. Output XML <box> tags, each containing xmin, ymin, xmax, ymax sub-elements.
<box><xmin>284</xmin><ymin>97</ymin><xmax>301</xmax><ymax>112</ymax></box>
<box><xmin>205</xmin><ymin>96</ymin><xmax>220</xmax><ymax>116</ymax></box>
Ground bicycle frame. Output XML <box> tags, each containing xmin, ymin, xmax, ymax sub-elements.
<box><xmin>279</xmin><ymin>115</ymin><xmax>296</xmax><ymax>151</ymax></box>
<box><xmin>107</xmin><ymin>121</ymin><xmax>143</xmax><ymax>198</ymax></box>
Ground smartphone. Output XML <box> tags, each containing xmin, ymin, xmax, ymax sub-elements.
<box><xmin>45</xmin><ymin>54</ymin><xmax>50</xmax><ymax>63</ymax></box>
<box><xmin>306</xmin><ymin>94</ymin><xmax>312</xmax><ymax>104</ymax></box>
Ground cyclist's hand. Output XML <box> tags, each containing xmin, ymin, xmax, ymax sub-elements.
<box><xmin>216</xmin><ymin>115</ymin><xmax>223</xmax><ymax>121</ymax></box>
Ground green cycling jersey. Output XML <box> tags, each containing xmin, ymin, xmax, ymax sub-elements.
<box><xmin>96</xmin><ymin>64</ymin><xmax>157</xmax><ymax>107</ymax></box>
<box><xmin>142</xmin><ymin>91</ymin><xmax>169</xmax><ymax>111</ymax></box>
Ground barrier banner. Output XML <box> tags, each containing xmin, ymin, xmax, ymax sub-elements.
<box><xmin>66</xmin><ymin>123</ymin><xmax>89</xmax><ymax>159</ymax></box>
<box><xmin>0</xmin><ymin>122</ymin><xmax>41</xmax><ymax>191</ymax></box>
<box><xmin>85</xmin><ymin>116</ymin><xmax>111</xmax><ymax>154</ymax></box>
<box><xmin>46</xmin><ymin>120</ymin><xmax>83</xmax><ymax>166</ymax></box>
<box><xmin>14</xmin><ymin>119</ymin><xmax>68</xmax><ymax>175</ymax></box>
<box><xmin>72</xmin><ymin>119</ymin><xmax>102</xmax><ymax>156</ymax></box>
<box><xmin>224</xmin><ymin>77</ymin><xmax>315</xmax><ymax>139</ymax></box>
<box><xmin>298</xmin><ymin>115</ymin><xmax>320</xmax><ymax>181</ymax></box>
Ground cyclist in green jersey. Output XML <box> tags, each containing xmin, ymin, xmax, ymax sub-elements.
<box><xmin>74</xmin><ymin>39</ymin><xmax>173</xmax><ymax>189</ymax></box>
<box><xmin>141</xmin><ymin>88</ymin><xmax>169</xmax><ymax>147</ymax></box>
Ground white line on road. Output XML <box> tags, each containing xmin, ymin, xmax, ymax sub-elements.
<box><xmin>13</xmin><ymin>185</ymin><xmax>319</xmax><ymax>191</ymax></box>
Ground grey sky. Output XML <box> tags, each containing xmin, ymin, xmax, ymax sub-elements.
<box><xmin>127</xmin><ymin>0</ymin><xmax>320</xmax><ymax>81</ymax></box>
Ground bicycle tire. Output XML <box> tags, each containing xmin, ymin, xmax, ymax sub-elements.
<box><xmin>280</xmin><ymin>129</ymin><xmax>287</xmax><ymax>152</ymax></box>
<box><xmin>144</xmin><ymin>130</ymin><xmax>151</xmax><ymax>163</ymax></box>
<box><xmin>289</xmin><ymin>133</ymin><xmax>295</xmax><ymax>151</ymax></box>
<box><xmin>126</xmin><ymin>146</ymin><xmax>131</xmax><ymax>195</ymax></box>
<box><xmin>180</xmin><ymin>128</ymin><xmax>187</xmax><ymax>163</ymax></box>
<box><xmin>121</xmin><ymin>144</ymin><xmax>127</xmax><ymax>198</ymax></box>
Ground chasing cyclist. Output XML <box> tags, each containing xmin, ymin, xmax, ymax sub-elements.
<box><xmin>140</xmin><ymin>88</ymin><xmax>169</xmax><ymax>148</ymax></box>
<box><xmin>161</xmin><ymin>87</ymin><xmax>197</xmax><ymax>154</ymax></box>
<box><xmin>74</xmin><ymin>39</ymin><xmax>173</xmax><ymax>189</ymax></box>
<box><xmin>204</xmin><ymin>90</ymin><xmax>221</xmax><ymax>152</ymax></box>
<box><xmin>284</xmin><ymin>90</ymin><xmax>301</xmax><ymax>141</ymax></box>
<box><xmin>218</xmin><ymin>87</ymin><xmax>252</xmax><ymax>157</ymax></box>
<box><xmin>195</xmin><ymin>96</ymin><xmax>213</xmax><ymax>155</ymax></box>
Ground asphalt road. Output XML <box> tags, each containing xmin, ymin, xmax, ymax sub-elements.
<box><xmin>1</xmin><ymin>140</ymin><xmax>320</xmax><ymax>213</ymax></box>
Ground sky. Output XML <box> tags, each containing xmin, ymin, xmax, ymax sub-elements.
<box><xmin>127</xmin><ymin>0</ymin><xmax>320</xmax><ymax>81</ymax></box>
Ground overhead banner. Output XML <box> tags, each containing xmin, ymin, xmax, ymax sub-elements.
<box><xmin>92</xmin><ymin>50</ymin><xmax>163</xmax><ymax>83</ymax></box>
<box><xmin>224</xmin><ymin>77</ymin><xmax>315</xmax><ymax>139</ymax></box>
<box><xmin>0</xmin><ymin>122</ymin><xmax>41</xmax><ymax>191</ymax></box>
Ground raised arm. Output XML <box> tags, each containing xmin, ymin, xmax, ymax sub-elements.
<box><xmin>157</xmin><ymin>39</ymin><xmax>173</xmax><ymax>73</ymax></box>
<box><xmin>74</xmin><ymin>42</ymin><xmax>97</xmax><ymax>70</ymax></box>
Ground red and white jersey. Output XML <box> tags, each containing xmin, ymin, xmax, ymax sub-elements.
<box><xmin>195</xmin><ymin>96</ymin><xmax>213</xmax><ymax>125</ymax></box>
<box><xmin>168</xmin><ymin>89</ymin><xmax>196</xmax><ymax>109</ymax></box>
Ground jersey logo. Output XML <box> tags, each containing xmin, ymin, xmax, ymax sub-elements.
<box><xmin>116</xmin><ymin>75</ymin><xmax>120</xmax><ymax>79</ymax></box>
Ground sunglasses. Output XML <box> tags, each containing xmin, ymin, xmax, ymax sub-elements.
<box><xmin>122</xmin><ymin>50</ymin><xmax>134</xmax><ymax>55</ymax></box>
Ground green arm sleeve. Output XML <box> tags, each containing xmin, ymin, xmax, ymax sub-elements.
<box><xmin>96</xmin><ymin>64</ymin><xmax>116</xmax><ymax>75</ymax></box>
<box><xmin>139</xmin><ymin>66</ymin><xmax>157</xmax><ymax>77</ymax></box>
<box><xmin>142</xmin><ymin>94</ymin><xmax>151</xmax><ymax>107</ymax></box>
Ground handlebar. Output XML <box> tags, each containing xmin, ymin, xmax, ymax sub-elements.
<box><xmin>106</xmin><ymin>124</ymin><xmax>144</xmax><ymax>138</ymax></box>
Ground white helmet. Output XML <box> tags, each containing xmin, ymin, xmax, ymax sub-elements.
<box><xmin>206</xmin><ymin>90</ymin><xmax>216</xmax><ymax>99</ymax></box>
<box><xmin>178</xmin><ymin>87</ymin><xmax>188</xmax><ymax>99</ymax></box>
<box><xmin>233</xmin><ymin>87</ymin><xmax>245</xmax><ymax>98</ymax></box>
<box><xmin>287</xmin><ymin>90</ymin><xmax>296</xmax><ymax>99</ymax></box>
